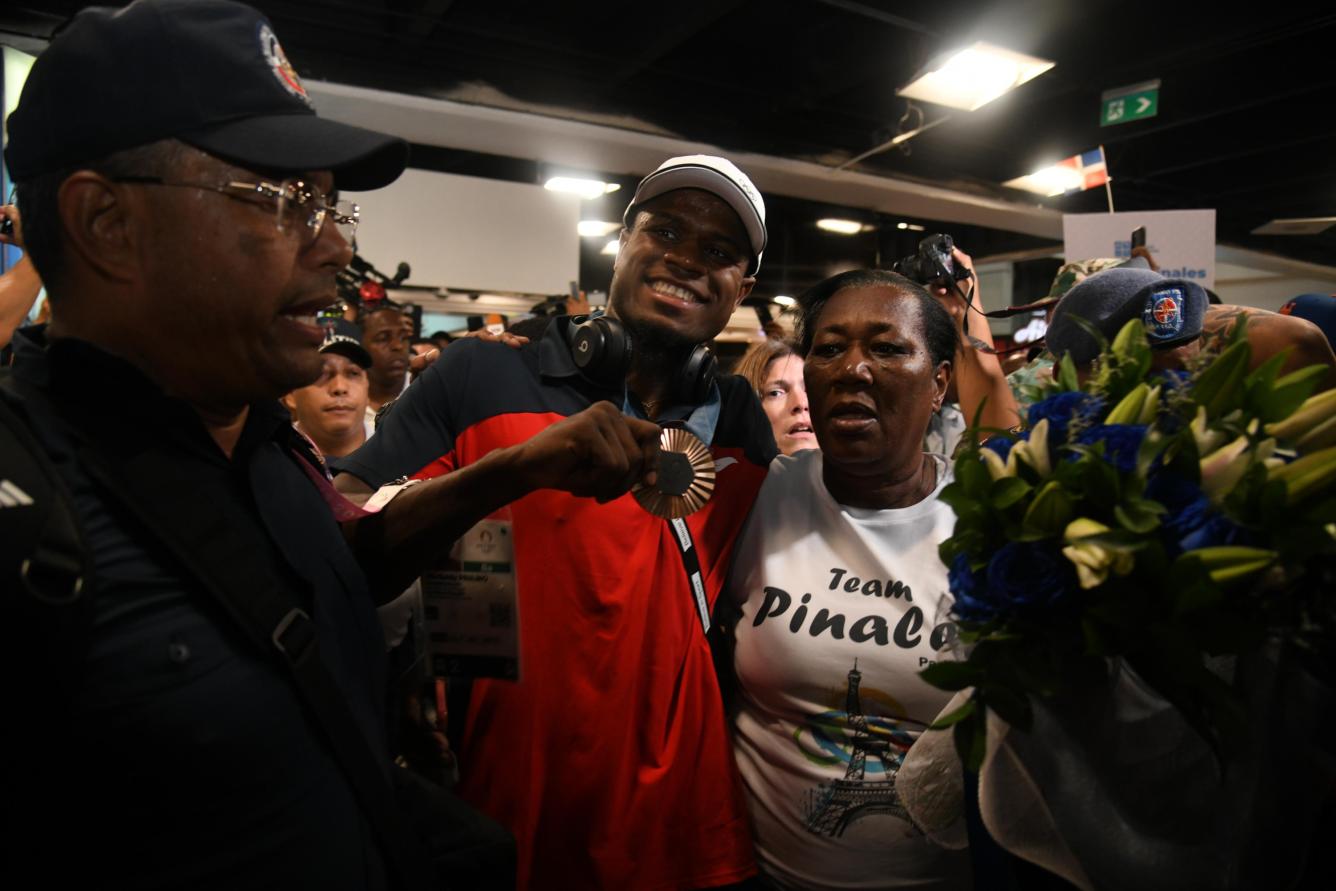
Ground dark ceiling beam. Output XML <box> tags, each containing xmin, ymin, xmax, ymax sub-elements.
<box><xmin>750</xmin><ymin>3</ymin><xmax>944</xmax><ymax>147</ymax></box>
<box><xmin>1134</xmin><ymin>131</ymin><xmax>1335</xmax><ymax>182</ymax></box>
<box><xmin>812</xmin><ymin>0</ymin><xmax>937</xmax><ymax>37</ymax></box>
<box><xmin>1208</xmin><ymin>172</ymin><xmax>1336</xmax><ymax>201</ymax></box>
<box><xmin>602</xmin><ymin>0</ymin><xmax>748</xmax><ymax>90</ymax></box>
<box><xmin>396</xmin><ymin>0</ymin><xmax>454</xmax><ymax>44</ymax></box>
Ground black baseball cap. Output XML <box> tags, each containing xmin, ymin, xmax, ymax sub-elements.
<box><xmin>4</xmin><ymin>0</ymin><xmax>408</xmax><ymax>190</ymax></box>
<box><xmin>319</xmin><ymin>318</ymin><xmax>373</xmax><ymax>368</ymax></box>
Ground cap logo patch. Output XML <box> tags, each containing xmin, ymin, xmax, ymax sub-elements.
<box><xmin>1143</xmin><ymin>286</ymin><xmax>1185</xmax><ymax>340</ymax></box>
<box><xmin>258</xmin><ymin>24</ymin><xmax>312</xmax><ymax>107</ymax></box>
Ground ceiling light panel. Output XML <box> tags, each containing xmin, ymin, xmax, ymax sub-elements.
<box><xmin>898</xmin><ymin>42</ymin><xmax>1054</xmax><ymax>111</ymax></box>
<box><xmin>817</xmin><ymin>218</ymin><xmax>867</xmax><ymax>235</ymax></box>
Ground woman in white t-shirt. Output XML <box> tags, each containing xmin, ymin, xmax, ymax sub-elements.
<box><xmin>727</xmin><ymin>269</ymin><xmax>971</xmax><ymax>890</ymax></box>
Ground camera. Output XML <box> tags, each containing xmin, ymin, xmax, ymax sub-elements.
<box><xmin>892</xmin><ymin>234</ymin><xmax>971</xmax><ymax>286</ymax></box>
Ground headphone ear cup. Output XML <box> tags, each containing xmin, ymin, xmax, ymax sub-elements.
<box><xmin>678</xmin><ymin>344</ymin><xmax>717</xmax><ymax>406</ymax></box>
<box><xmin>568</xmin><ymin>315</ymin><xmax>632</xmax><ymax>387</ymax></box>
<box><xmin>592</xmin><ymin>316</ymin><xmax>631</xmax><ymax>378</ymax></box>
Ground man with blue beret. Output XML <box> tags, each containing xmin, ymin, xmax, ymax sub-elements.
<box><xmin>1047</xmin><ymin>262</ymin><xmax>1336</xmax><ymax>392</ymax></box>
<box><xmin>1047</xmin><ymin>264</ymin><xmax>1209</xmax><ymax>371</ymax></box>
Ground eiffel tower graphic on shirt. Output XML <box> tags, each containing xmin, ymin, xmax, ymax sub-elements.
<box><xmin>803</xmin><ymin>661</ymin><xmax>909</xmax><ymax>837</ymax></box>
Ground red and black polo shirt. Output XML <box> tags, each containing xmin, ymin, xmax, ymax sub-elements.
<box><xmin>340</xmin><ymin>318</ymin><xmax>776</xmax><ymax>890</ymax></box>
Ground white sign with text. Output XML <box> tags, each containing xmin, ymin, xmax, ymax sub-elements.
<box><xmin>1063</xmin><ymin>209</ymin><xmax>1217</xmax><ymax>289</ymax></box>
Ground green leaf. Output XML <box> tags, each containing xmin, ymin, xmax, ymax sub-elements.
<box><xmin>1241</xmin><ymin>349</ymin><xmax>1289</xmax><ymax>417</ymax></box>
<box><xmin>1021</xmin><ymin>480</ymin><xmax>1074</xmax><ymax>536</ymax></box>
<box><xmin>989</xmin><ymin>476</ymin><xmax>1032</xmax><ymax>510</ymax></box>
<box><xmin>981</xmin><ymin>685</ymin><xmax>1034</xmax><ymax>730</ymax></box>
<box><xmin>1055</xmin><ymin>353</ymin><xmax>1080</xmax><ymax>392</ymax></box>
<box><xmin>954</xmin><ymin>452</ymin><xmax>990</xmax><ymax>499</ymax></box>
<box><xmin>1114</xmin><ymin>498</ymin><xmax>1165</xmax><ymax>534</ymax></box>
<box><xmin>1192</xmin><ymin>340</ymin><xmax>1251</xmax><ymax>419</ymax></box>
<box><xmin>1081</xmin><ymin>616</ymin><xmax>1117</xmax><ymax>655</ymax></box>
<box><xmin>1072</xmin><ymin>450</ymin><xmax>1122</xmax><ymax>509</ymax></box>
<box><xmin>1110</xmin><ymin>318</ymin><xmax>1152</xmax><ymax>365</ymax></box>
<box><xmin>1168</xmin><ymin>553</ymin><xmax>1225</xmax><ymax>614</ymax></box>
<box><xmin>1135</xmin><ymin>428</ymin><xmax>1177</xmax><ymax>478</ymax></box>
<box><xmin>919</xmin><ymin>660</ymin><xmax>981</xmax><ymax>692</ymax></box>
<box><xmin>1267</xmin><ymin>365</ymin><xmax>1328</xmax><ymax>423</ymax></box>
<box><xmin>1173</xmin><ymin>578</ymin><xmax>1224</xmax><ymax>613</ymax></box>
<box><xmin>927</xmin><ymin>696</ymin><xmax>977</xmax><ymax>730</ymax></box>
<box><xmin>953</xmin><ymin>707</ymin><xmax>988</xmax><ymax>772</ymax></box>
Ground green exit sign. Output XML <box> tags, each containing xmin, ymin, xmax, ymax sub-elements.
<box><xmin>1101</xmin><ymin>79</ymin><xmax>1160</xmax><ymax>126</ymax></box>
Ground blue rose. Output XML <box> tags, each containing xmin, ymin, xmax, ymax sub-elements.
<box><xmin>949</xmin><ymin>543</ymin><xmax>1078</xmax><ymax>623</ymax></box>
<box><xmin>1075</xmin><ymin>424</ymin><xmax>1147</xmax><ymax>474</ymax></box>
<box><xmin>983</xmin><ymin>435</ymin><xmax>1018</xmax><ymax>460</ymax></box>
<box><xmin>1144</xmin><ymin>471</ymin><xmax>1257</xmax><ymax>556</ymax></box>
<box><xmin>1028</xmin><ymin>392</ymin><xmax>1105</xmax><ymax>452</ymax></box>
<box><xmin>1179</xmin><ymin>513</ymin><xmax>1253</xmax><ymax>552</ymax></box>
<box><xmin>1147</xmin><ymin>473</ymin><xmax>1210</xmax><ymax>532</ymax></box>
<box><xmin>948</xmin><ymin>553</ymin><xmax>995</xmax><ymax>622</ymax></box>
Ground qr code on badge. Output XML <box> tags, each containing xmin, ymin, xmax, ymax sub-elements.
<box><xmin>488</xmin><ymin>603</ymin><xmax>512</xmax><ymax>628</ymax></box>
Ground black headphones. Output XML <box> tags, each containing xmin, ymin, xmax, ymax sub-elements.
<box><xmin>564</xmin><ymin>315</ymin><xmax>717</xmax><ymax>406</ymax></box>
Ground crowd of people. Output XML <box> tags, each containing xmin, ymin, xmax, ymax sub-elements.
<box><xmin>2</xmin><ymin>1</ymin><xmax>1334</xmax><ymax>890</ymax></box>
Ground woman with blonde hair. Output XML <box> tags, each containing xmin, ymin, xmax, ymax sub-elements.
<box><xmin>734</xmin><ymin>337</ymin><xmax>818</xmax><ymax>456</ymax></box>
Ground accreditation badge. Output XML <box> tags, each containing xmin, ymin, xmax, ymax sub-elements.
<box><xmin>420</xmin><ymin>510</ymin><xmax>520</xmax><ymax>681</ymax></box>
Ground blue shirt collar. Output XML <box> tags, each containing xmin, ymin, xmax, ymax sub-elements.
<box><xmin>622</xmin><ymin>382</ymin><xmax>721</xmax><ymax>446</ymax></box>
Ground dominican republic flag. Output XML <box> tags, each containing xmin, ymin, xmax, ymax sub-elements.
<box><xmin>1003</xmin><ymin>145</ymin><xmax>1111</xmax><ymax>196</ymax></box>
<box><xmin>1055</xmin><ymin>147</ymin><xmax>1109</xmax><ymax>192</ymax></box>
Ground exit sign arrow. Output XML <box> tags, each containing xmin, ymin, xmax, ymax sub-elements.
<box><xmin>1101</xmin><ymin>79</ymin><xmax>1160</xmax><ymax>127</ymax></box>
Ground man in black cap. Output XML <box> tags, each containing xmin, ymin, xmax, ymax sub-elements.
<box><xmin>1</xmin><ymin>1</ymin><xmax>660</xmax><ymax>888</ymax></box>
<box><xmin>335</xmin><ymin>155</ymin><xmax>778</xmax><ymax>889</ymax></box>
<box><xmin>285</xmin><ymin>318</ymin><xmax>376</xmax><ymax>458</ymax></box>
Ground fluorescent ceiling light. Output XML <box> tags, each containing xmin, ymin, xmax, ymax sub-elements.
<box><xmin>1251</xmin><ymin>217</ymin><xmax>1336</xmax><ymax>236</ymax></box>
<box><xmin>1003</xmin><ymin>165</ymin><xmax>1088</xmax><ymax>197</ymax></box>
<box><xmin>601</xmin><ymin>239</ymin><xmax>620</xmax><ymax>256</ymax></box>
<box><xmin>578</xmin><ymin>220</ymin><xmax>621</xmax><ymax>237</ymax></box>
<box><xmin>897</xmin><ymin>41</ymin><xmax>1054</xmax><ymax>111</ymax></box>
<box><xmin>545</xmin><ymin>177</ymin><xmax>621</xmax><ymax>199</ymax></box>
<box><xmin>896</xmin><ymin>222</ymin><xmax>926</xmax><ymax>231</ymax></box>
<box><xmin>773</xmin><ymin>295</ymin><xmax>796</xmax><ymax>307</ymax></box>
<box><xmin>817</xmin><ymin>218</ymin><xmax>868</xmax><ymax>235</ymax></box>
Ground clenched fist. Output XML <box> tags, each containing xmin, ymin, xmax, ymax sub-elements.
<box><xmin>513</xmin><ymin>402</ymin><xmax>661</xmax><ymax>503</ymax></box>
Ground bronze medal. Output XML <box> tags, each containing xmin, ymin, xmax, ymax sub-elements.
<box><xmin>632</xmin><ymin>427</ymin><xmax>716</xmax><ymax>519</ymax></box>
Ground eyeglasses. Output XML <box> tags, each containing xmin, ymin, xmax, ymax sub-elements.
<box><xmin>112</xmin><ymin>176</ymin><xmax>359</xmax><ymax>248</ymax></box>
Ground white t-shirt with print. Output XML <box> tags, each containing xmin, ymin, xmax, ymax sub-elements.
<box><xmin>729</xmin><ymin>449</ymin><xmax>970</xmax><ymax>890</ymax></box>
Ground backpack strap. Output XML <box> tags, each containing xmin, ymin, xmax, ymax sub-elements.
<box><xmin>0</xmin><ymin>372</ymin><xmax>95</xmax><ymax>709</ymax></box>
<box><xmin>0</xmin><ymin>373</ymin><xmax>91</xmax><ymax>607</ymax></box>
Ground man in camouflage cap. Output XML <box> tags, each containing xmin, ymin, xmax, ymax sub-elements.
<box><xmin>1005</xmin><ymin>257</ymin><xmax>1146</xmax><ymax>406</ymax></box>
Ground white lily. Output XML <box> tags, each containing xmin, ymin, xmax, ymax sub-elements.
<box><xmin>1136</xmin><ymin>385</ymin><xmax>1163</xmax><ymax>425</ymax></box>
<box><xmin>1199</xmin><ymin>434</ymin><xmax>1255</xmax><ymax>503</ymax></box>
<box><xmin>1190</xmin><ymin>405</ymin><xmax>1228</xmax><ymax>457</ymax></box>
<box><xmin>980</xmin><ymin>447</ymin><xmax>1014</xmax><ymax>481</ymax></box>
<box><xmin>1013</xmin><ymin>418</ymin><xmax>1053</xmax><ymax>478</ymax></box>
<box><xmin>1062</xmin><ymin>518</ymin><xmax>1134</xmax><ymax>589</ymax></box>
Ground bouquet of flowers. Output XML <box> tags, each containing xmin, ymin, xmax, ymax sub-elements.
<box><xmin>923</xmin><ymin>319</ymin><xmax>1336</xmax><ymax>768</ymax></box>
